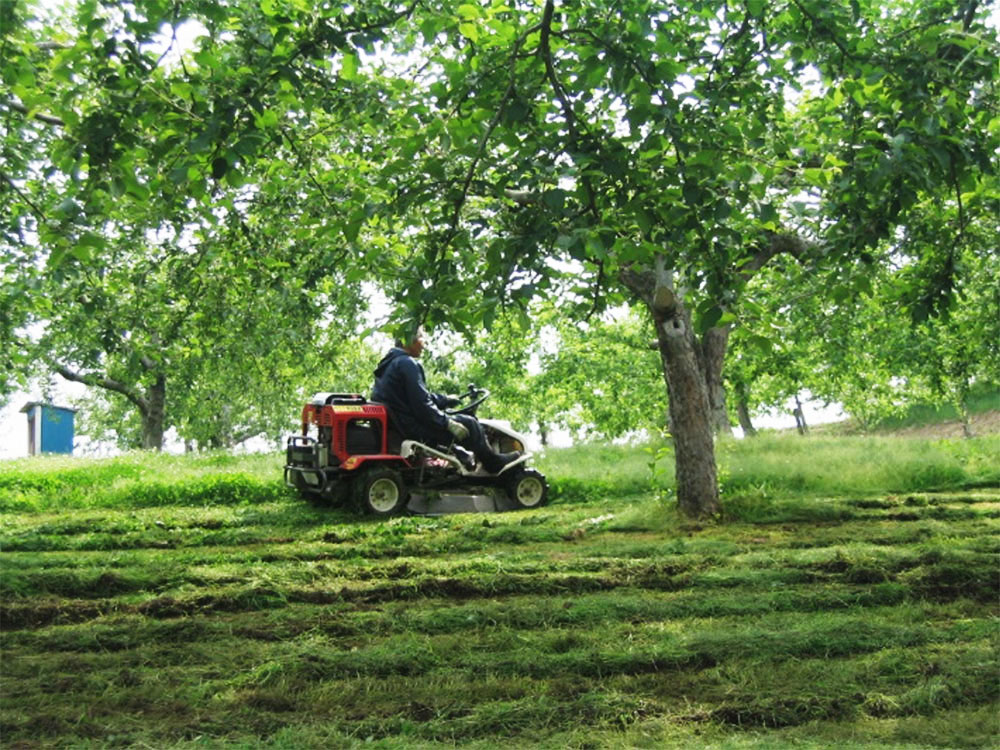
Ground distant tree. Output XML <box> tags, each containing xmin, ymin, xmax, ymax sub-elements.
<box><xmin>727</xmin><ymin>194</ymin><xmax>999</xmax><ymax>435</ymax></box>
<box><xmin>1</xmin><ymin>0</ymin><xmax>397</xmax><ymax>447</ymax></box>
<box><xmin>425</xmin><ymin>304</ymin><xmax>664</xmax><ymax>444</ymax></box>
<box><xmin>18</xmin><ymin>224</ymin><xmax>367</xmax><ymax>449</ymax></box>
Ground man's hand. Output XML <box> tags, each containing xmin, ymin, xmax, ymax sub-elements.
<box><xmin>443</xmin><ymin>395</ymin><xmax>461</xmax><ymax>408</ymax></box>
<box><xmin>447</xmin><ymin>419</ymin><xmax>469</xmax><ymax>441</ymax></box>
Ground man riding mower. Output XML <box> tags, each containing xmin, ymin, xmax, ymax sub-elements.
<box><xmin>284</xmin><ymin>333</ymin><xmax>548</xmax><ymax>515</ymax></box>
<box><xmin>284</xmin><ymin>386</ymin><xmax>548</xmax><ymax>515</ymax></box>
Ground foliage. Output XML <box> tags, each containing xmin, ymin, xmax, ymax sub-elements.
<box><xmin>423</xmin><ymin>303</ymin><xmax>665</xmax><ymax>442</ymax></box>
<box><xmin>869</xmin><ymin>383</ymin><xmax>1000</xmax><ymax>432</ymax></box>
<box><xmin>2</xmin><ymin>0</ymin><xmax>997</xmax><ymax>515</ymax></box>
<box><xmin>1</xmin><ymin>0</ymin><xmax>396</xmax><ymax>447</ymax></box>
<box><xmin>725</xmin><ymin>200</ymin><xmax>999</xmax><ymax>432</ymax></box>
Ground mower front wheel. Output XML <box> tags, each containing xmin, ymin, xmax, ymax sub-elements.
<box><xmin>505</xmin><ymin>469</ymin><xmax>549</xmax><ymax>509</ymax></box>
<box><xmin>356</xmin><ymin>467</ymin><xmax>409</xmax><ymax>516</ymax></box>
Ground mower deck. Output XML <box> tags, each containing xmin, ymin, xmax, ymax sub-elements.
<box><xmin>405</xmin><ymin>489</ymin><xmax>519</xmax><ymax>515</ymax></box>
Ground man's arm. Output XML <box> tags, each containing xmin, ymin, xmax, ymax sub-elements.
<box><xmin>399</xmin><ymin>358</ymin><xmax>450</xmax><ymax>431</ymax></box>
<box><xmin>431</xmin><ymin>393</ymin><xmax>461</xmax><ymax>409</ymax></box>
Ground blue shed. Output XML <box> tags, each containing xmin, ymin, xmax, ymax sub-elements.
<box><xmin>20</xmin><ymin>402</ymin><xmax>77</xmax><ymax>455</ymax></box>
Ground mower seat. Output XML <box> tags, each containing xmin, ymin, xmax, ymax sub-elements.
<box><xmin>370</xmin><ymin>401</ymin><xmax>404</xmax><ymax>454</ymax></box>
<box><xmin>386</xmin><ymin>424</ymin><xmax>404</xmax><ymax>454</ymax></box>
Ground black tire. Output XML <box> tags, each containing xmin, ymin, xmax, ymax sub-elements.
<box><xmin>356</xmin><ymin>467</ymin><xmax>409</xmax><ymax>516</ymax></box>
<box><xmin>505</xmin><ymin>469</ymin><xmax>548</xmax><ymax>509</ymax></box>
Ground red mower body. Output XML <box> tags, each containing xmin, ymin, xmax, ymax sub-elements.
<box><xmin>287</xmin><ymin>393</ymin><xmax>407</xmax><ymax>478</ymax></box>
<box><xmin>284</xmin><ymin>390</ymin><xmax>549</xmax><ymax>515</ymax></box>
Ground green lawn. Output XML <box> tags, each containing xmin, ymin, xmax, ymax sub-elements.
<box><xmin>1</xmin><ymin>437</ymin><xmax>997</xmax><ymax>748</ymax></box>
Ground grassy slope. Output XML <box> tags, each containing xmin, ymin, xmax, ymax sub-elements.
<box><xmin>1</xmin><ymin>435</ymin><xmax>998</xmax><ymax>749</ymax></box>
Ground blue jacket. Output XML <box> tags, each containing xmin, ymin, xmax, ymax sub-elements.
<box><xmin>371</xmin><ymin>347</ymin><xmax>452</xmax><ymax>440</ymax></box>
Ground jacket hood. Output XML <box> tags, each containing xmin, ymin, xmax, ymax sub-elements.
<box><xmin>373</xmin><ymin>347</ymin><xmax>409</xmax><ymax>378</ymax></box>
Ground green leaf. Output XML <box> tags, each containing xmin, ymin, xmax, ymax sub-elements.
<box><xmin>123</xmin><ymin>173</ymin><xmax>149</xmax><ymax>200</ymax></box>
<box><xmin>256</xmin><ymin>110</ymin><xmax>280</xmax><ymax>128</ymax></box>
<box><xmin>77</xmin><ymin>232</ymin><xmax>105</xmax><ymax>249</ymax></box>
<box><xmin>458</xmin><ymin>23</ymin><xmax>479</xmax><ymax>43</ymax></box>
<box><xmin>542</xmin><ymin>189</ymin><xmax>567</xmax><ymax>210</ymax></box>
<box><xmin>224</xmin><ymin>169</ymin><xmax>245</xmax><ymax>188</ymax></box>
<box><xmin>758</xmin><ymin>202</ymin><xmax>778</xmax><ymax>225</ymax></box>
<box><xmin>211</xmin><ymin>157</ymin><xmax>229</xmax><ymax>180</ymax></box>
<box><xmin>344</xmin><ymin>214</ymin><xmax>365</xmax><ymax>242</ymax></box>
<box><xmin>340</xmin><ymin>53</ymin><xmax>358</xmax><ymax>81</ymax></box>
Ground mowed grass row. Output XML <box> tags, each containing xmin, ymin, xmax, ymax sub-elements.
<box><xmin>1</xmin><ymin>437</ymin><xmax>999</xmax><ymax>748</ymax></box>
<box><xmin>2</xmin><ymin>494</ymin><xmax>996</xmax><ymax>612</ymax></box>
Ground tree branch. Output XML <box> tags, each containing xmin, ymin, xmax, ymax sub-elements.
<box><xmin>789</xmin><ymin>0</ymin><xmax>854</xmax><ymax>65</ymax></box>
<box><xmin>0</xmin><ymin>168</ymin><xmax>48</xmax><ymax>223</ymax></box>
<box><xmin>539</xmin><ymin>0</ymin><xmax>578</xmax><ymax>138</ymax></box>
<box><xmin>738</xmin><ymin>231</ymin><xmax>811</xmax><ymax>282</ymax></box>
<box><xmin>55</xmin><ymin>365</ymin><xmax>150</xmax><ymax>414</ymax></box>
<box><xmin>3</xmin><ymin>99</ymin><xmax>65</xmax><ymax>127</ymax></box>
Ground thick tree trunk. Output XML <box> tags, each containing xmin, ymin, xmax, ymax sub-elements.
<box><xmin>622</xmin><ymin>261</ymin><xmax>721</xmax><ymax>518</ymax></box>
<box><xmin>617</xmin><ymin>237</ymin><xmax>808</xmax><ymax>515</ymax></box>
<box><xmin>654</xmin><ymin>310</ymin><xmax>722</xmax><ymax>518</ymax></box>
<box><xmin>56</xmin><ymin>362</ymin><xmax>167</xmax><ymax>451</ymax></box>
<box><xmin>141</xmin><ymin>375</ymin><xmax>166</xmax><ymax>450</ymax></box>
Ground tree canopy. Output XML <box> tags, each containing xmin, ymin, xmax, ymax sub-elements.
<box><xmin>2</xmin><ymin>0</ymin><xmax>996</xmax><ymax>513</ymax></box>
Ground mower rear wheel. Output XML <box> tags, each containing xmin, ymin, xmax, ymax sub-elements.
<box><xmin>505</xmin><ymin>469</ymin><xmax>548</xmax><ymax>509</ymax></box>
<box><xmin>356</xmin><ymin>467</ymin><xmax>409</xmax><ymax>516</ymax></box>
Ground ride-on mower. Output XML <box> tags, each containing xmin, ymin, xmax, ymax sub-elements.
<box><xmin>284</xmin><ymin>386</ymin><xmax>548</xmax><ymax>515</ymax></box>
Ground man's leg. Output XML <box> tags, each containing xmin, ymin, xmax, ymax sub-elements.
<box><xmin>451</xmin><ymin>414</ymin><xmax>519</xmax><ymax>473</ymax></box>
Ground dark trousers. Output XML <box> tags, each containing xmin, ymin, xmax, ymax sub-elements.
<box><xmin>418</xmin><ymin>414</ymin><xmax>497</xmax><ymax>465</ymax></box>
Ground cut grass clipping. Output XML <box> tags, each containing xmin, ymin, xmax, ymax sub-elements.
<box><xmin>1</xmin><ymin>435</ymin><xmax>998</xmax><ymax>748</ymax></box>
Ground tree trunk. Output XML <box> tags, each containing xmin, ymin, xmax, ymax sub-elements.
<box><xmin>737</xmin><ymin>397</ymin><xmax>757</xmax><ymax>437</ymax></box>
<box><xmin>701</xmin><ymin>327</ymin><xmax>733</xmax><ymax>436</ymax></box>
<box><xmin>622</xmin><ymin>261</ymin><xmax>721</xmax><ymax>518</ymax></box>
<box><xmin>953</xmin><ymin>383</ymin><xmax>974</xmax><ymax>439</ymax></box>
<box><xmin>141</xmin><ymin>375</ymin><xmax>166</xmax><ymax>450</ymax></box>
<box><xmin>793</xmin><ymin>394</ymin><xmax>809</xmax><ymax>436</ymax></box>
<box><xmin>55</xmin><ymin>362</ymin><xmax>167</xmax><ymax>451</ymax></box>
<box><xmin>654</xmin><ymin>310</ymin><xmax>722</xmax><ymax>517</ymax></box>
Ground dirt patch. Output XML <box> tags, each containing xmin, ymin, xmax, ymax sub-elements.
<box><xmin>885</xmin><ymin>410</ymin><xmax>1000</xmax><ymax>439</ymax></box>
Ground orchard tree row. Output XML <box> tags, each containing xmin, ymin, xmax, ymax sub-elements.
<box><xmin>2</xmin><ymin>0</ymin><xmax>997</xmax><ymax>516</ymax></box>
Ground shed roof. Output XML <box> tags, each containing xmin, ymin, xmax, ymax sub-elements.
<box><xmin>20</xmin><ymin>401</ymin><xmax>78</xmax><ymax>414</ymax></box>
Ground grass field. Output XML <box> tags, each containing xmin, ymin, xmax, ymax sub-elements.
<box><xmin>1</xmin><ymin>434</ymin><xmax>998</xmax><ymax>748</ymax></box>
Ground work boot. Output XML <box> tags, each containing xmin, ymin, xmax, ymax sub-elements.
<box><xmin>453</xmin><ymin>446</ymin><xmax>476</xmax><ymax>471</ymax></box>
<box><xmin>486</xmin><ymin>451</ymin><xmax>521</xmax><ymax>474</ymax></box>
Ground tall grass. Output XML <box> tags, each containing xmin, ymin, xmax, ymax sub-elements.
<box><xmin>718</xmin><ymin>433</ymin><xmax>1000</xmax><ymax>498</ymax></box>
<box><xmin>0</xmin><ymin>451</ymin><xmax>288</xmax><ymax>513</ymax></box>
<box><xmin>2</xmin><ymin>432</ymin><xmax>996</xmax><ymax>515</ymax></box>
<box><xmin>536</xmin><ymin>432</ymin><xmax>1000</xmax><ymax>508</ymax></box>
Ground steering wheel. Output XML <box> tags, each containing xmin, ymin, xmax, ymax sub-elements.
<box><xmin>446</xmin><ymin>384</ymin><xmax>490</xmax><ymax>416</ymax></box>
